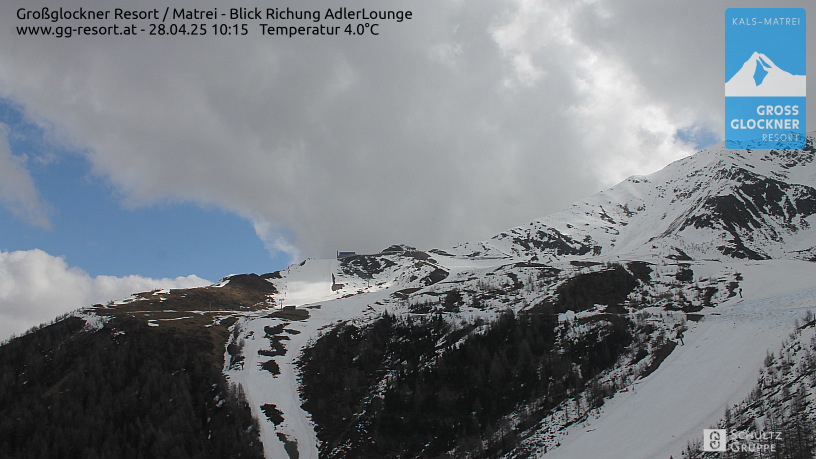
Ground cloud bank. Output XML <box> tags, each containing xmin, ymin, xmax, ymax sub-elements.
<box><xmin>1</xmin><ymin>0</ymin><xmax>813</xmax><ymax>261</ymax></box>
<box><xmin>0</xmin><ymin>124</ymin><xmax>52</xmax><ymax>229</ymax></box>
<box><xmin>0</xmin><ymin>249</ymin><xmax>209</xmax><ymax>341</ymax></box>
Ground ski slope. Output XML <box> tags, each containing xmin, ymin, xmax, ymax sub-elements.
<box><xmin>225</xmin><ymin>258</ymin><xmax>339</xmax><ymax>458</ymax></box>
<box><xmin>541</xmin><ymin>260</ymin><xmax>816</xmax><ymax>459</ymax></box>
<box><xmin>226</xmin><ymin>256</ymin><xmax>404</xmax><ymax>459</ymax></box>
<box><xmin>274</xmin><ymin>258</ymin><xmax>340</xmax><ymax>307</ymax></box>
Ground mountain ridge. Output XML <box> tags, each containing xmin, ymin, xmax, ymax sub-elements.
<box><xmin>459</xmin><ymin>132</ymin><xmax>816</xmax><ymax>263</ymax></box>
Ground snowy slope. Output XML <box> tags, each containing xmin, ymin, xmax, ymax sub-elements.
<box><xmin>272</xmin><ymin>258</ymin><xmax>339</xmax><ymax>307</ymax></box>
<box><xmin>224</xmin><ymin>251</ymin><xmax>455</xmax><ymax>458</ymax></box>
<box><xmin>225</xmin><ymin>290</ymin><xmax>398</xmax><ymax>459</ymax></box>
<box><xmin>533</xmin><ymin>260</ymin><xmax>816</xmax><ymax>459</ymax></box>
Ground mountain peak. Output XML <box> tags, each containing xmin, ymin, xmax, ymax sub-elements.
<box><xmin>474</xmin><ymin>133</ymin><xmax>816</xmax><ymax>263</ymax></box>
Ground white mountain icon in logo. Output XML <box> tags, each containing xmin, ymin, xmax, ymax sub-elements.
<box><xmin>725</xmin><ymin>51</ymin><xmax>806</xmax><ymax>97</ymax></box>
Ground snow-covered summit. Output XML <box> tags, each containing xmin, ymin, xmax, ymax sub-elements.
<box><xmin>466</xmin><ymin>132</ymin><xmax>816</xmax><ymax>263</ymax></box>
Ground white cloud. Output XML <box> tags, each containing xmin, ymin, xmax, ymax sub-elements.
<box><xmin>253</xmin><ymin>219</ymin><xmax>301</xmax><ymax>265</ymax></box>
<box><xmin>0</xmin><ymin>249</ymin><xmax>209</xmax><ymax>341</ymax></box>
<box><xmin>0</xmin><ymin>0</ymin><xmax>813</xmax><ymax>261</ymax></box>
<box><xmin>488</xmin><ymin>0</ymin><xmax>699</xmax><ymax>185</ymax></box>
<box><xmin>0</xmin><ymin>124</ymin><xmax>52</xmax><ymax>229</ymax></box>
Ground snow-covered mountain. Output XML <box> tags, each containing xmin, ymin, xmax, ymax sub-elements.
<box><xmin>3</xmin><ymin>133</ymin><xmax>816</xmax><ymax>458</ymax></box>
<box><xmin>469</xmin><ymin>137</ymin><xmax>816</xmax><ymax>262</ymax></box>
<box><xmin>725</xmin><ymin>51</ymin><xmax>806</xmax><ymax>97</ymax></box>
<box><xmin>226</xmin><ymin>132</ymin><xmax>816</xmax><ymax>458</ymax></box>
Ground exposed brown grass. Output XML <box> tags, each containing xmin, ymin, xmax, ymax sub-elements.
<box><xmin>267</xmin><ymin>308</ymin><xmax>310</xmax><ymax>321</ymax></box>
<box><xmin>88</xmin><ymin>274</ymin><xmax>278</xmax><ymax>368</ymax></box>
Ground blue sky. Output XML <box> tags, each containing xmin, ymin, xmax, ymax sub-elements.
<box><xmin>674</xmin><ymin>126</ymin><xmax>720</xmax><ymax>151</ymax></box>
<box><xmin>0</xmin><ymin>99</ymin><xmax>289</xmax><ymax>282</ymax></box>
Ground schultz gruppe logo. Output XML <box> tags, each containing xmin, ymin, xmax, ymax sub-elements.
<box><xmin>725</xmin><ymin>8</ymin><xmax>806</xmax><ymax>149</ymax></box>
<box><xmin>704</xmin><ymin>429</ymin><xmax>727</xmax><ymax>452</ymax></box>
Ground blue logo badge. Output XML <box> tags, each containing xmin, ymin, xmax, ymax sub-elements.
<box><xmin>725</xmin><ymin>8</ymin><xmax>806</xmax><ymax>149</ymax></box>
